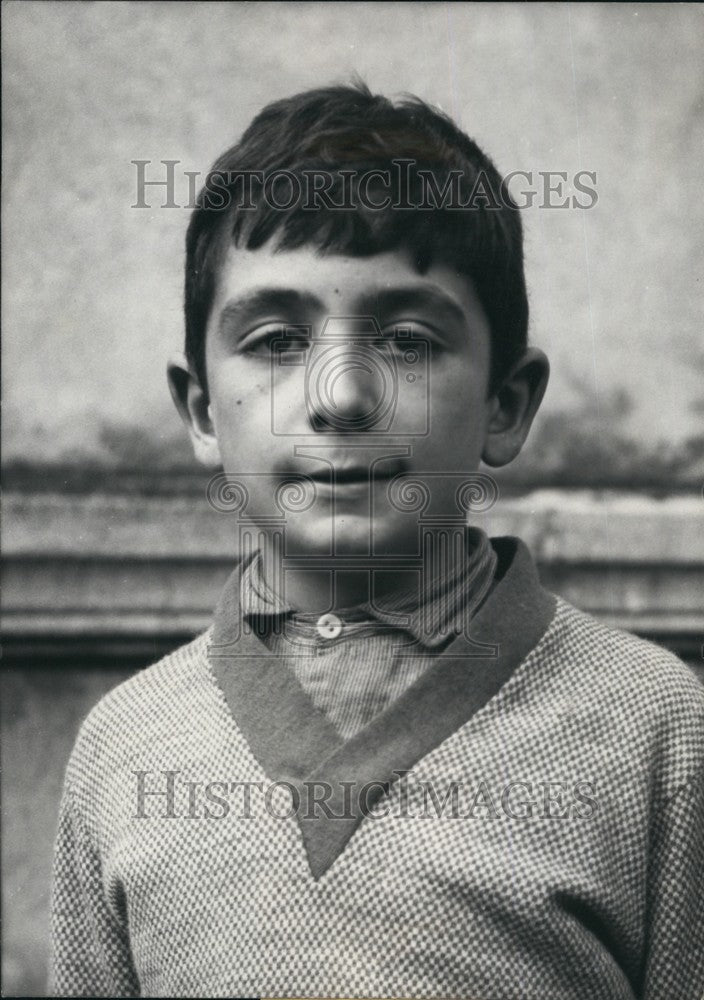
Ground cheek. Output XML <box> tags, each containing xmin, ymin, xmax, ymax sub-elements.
<box><xmin>208</xmin><ymin>387</ymin><xmax>276</xmax><ymax>472</ymax></box>
<box><xmin>421</xmin><ymin>364</ymin><xmax>490</xmax><ymax>467</ymax></box>
<box><xmin>210</xmin><ymin>365</ymin><xmax>269</xmax><ymax>420</ymax></box>
<box><xmin>430</xmin><ymin>364</ymin><xmax>488</xmax><ymax>425</ymax></box>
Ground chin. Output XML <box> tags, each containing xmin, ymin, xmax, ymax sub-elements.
<box><xmin>283</xmin><ymin>513</ymin><xmax>417</xmax><ymax>560</ymax></box>
<box><xmin>286</xmin><ymin>516</ymin><xmax>368</xmax><ymax>557</ymax></box>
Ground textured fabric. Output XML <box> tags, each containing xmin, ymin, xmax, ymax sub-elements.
<box><xmin>51</xmin><ymin>568</ymin><xmax>704</xmax><ymax>998</ymax></box>
<box><xmin>209</xmin><ymin>537</ymin><xmax>556</xmax><ymax>878</ymax></box>
<box><xmin>240</xmin><ymin>526</ymin><xmax>497</xmax><ymax>738</ymax></box>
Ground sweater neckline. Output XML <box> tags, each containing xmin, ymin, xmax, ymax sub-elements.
<box><xmin>208</xmin><ymin>536</ymin><xmax>556</xmax><ymax>878</ymax></box>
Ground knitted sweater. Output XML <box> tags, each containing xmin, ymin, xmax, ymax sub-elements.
<box><xmin>50</xmin><ymin>537</ymin><xmax>704</xmax><ymax>999</ymax></box>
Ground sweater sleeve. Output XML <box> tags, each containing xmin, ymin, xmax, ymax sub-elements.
<box><xmin>642</xmin><ymin>770</ymin><xmax>704</xmax><ymax>999</ymax></box>
<box><xmin>50</xmin><ymin>781</ymin><xmax>140</xmax><ymax>998</ymax></box>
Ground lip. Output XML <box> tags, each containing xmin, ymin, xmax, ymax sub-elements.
<box><xmin>281</xmin><ymin>458</ymin><xmax>407</xmax><ymax>482</ymax></box>
<box><xmin>297</xmin><ymin>467</ymin><xmax>401</xmax><ymax>502</ymax></box>
<box><xmin>310</xmin><ymin>477</ymin><xmax>370</xmax><ymax>500</ymax></box>
<box><xmin>275</xmin><ymin>458</ymin><xmax>407</xmax><ymax>502</ymax></box>
<box><xmin>308</xmin><ymin>467</ymin><xmax>393</xmax><ymax>483</ymax></box>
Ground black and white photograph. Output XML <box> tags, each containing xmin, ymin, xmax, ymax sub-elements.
<box><xmin>2</xmin><ymin>3</ymin><xmax>703</xmax><ymax>997</ymax></box>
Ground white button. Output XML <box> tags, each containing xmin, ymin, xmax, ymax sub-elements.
<box><xmin>316</xmin><ymin>613</ymin><xmax>342</xmax><ymax>640</ymax></box>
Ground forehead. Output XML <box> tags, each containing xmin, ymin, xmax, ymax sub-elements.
<box><xmin>209</xmin><ymin>241</ymin><xmax>489</xmax><ymax>328</ymax></box>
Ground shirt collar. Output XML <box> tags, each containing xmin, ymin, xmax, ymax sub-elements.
<box><xmin>240</xmin><ymin>526</ymin><xmax>498</xmax><ymax>647</ymax></box>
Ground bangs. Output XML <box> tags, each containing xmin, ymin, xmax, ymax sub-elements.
<box><xmin>226</xmin><ymin>163</ymin><xmax>498</xmax><ymax>276</ymax></box>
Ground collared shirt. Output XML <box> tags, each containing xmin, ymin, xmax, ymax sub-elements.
<box><xmin>240</xmin><ymin>527</ymin><xmax>497</xmax><ymax>739</ymax></box>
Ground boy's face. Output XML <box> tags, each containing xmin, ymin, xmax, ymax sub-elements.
<box><xmin>171</xmin><ymin>241</ymin><xmax>547</xmax><ymax>557</ymax></box>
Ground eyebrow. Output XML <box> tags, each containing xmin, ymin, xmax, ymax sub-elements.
<box><xmin>360</xmin><ymin>286</ymin><xmax>469</xmax><ymax>330</ymax></box>
<box><xmin>217</xmin><ymin>288</ymin><xmax>325</xmax><ymax>336</ymax></box>
<box><xmin>216</xmin><ymin>283</ymin><xmax>469</xmax><ymax>338</ymax></box>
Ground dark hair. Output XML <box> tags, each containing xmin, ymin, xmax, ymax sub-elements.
<box><xmin>185</xmin><ymin>82</ymin><xmax>528</xmax><ymax>392</ymax></box>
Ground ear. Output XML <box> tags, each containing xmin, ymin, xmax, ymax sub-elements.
<box><xmin>481</xmin><ymin>347</ymin><xmax>550</xmax><ymax>467</ymax></box>
<box><xmin>167</xmin><ymin>354</ymin><xmax>221</xmax><ymax>467</ymax></box>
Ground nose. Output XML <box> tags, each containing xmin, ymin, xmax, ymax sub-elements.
<box><xmin>306</xmin><ymin>340</ymin><xmax>394</xmax><ymax>432</ymax></box>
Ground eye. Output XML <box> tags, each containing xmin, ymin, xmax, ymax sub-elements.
<box><xmin>240</xmin><ymin>325</ymin><xmax>310</xmax><ymax>357</ymax></box>
<box><xmin>376</xmin><ymin>326</ymin><xmax>405</xmax><ymax>351</ymax></box>
<box><xmin>379</xmin><ymin>322</ymin><xmax>442</xmax><ymax>352</ymax></box>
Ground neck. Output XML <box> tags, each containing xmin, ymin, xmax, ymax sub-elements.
<box><xmin>252</xmin><ymin>526</ymin><xmax>475</xmax><ymax>614</ymax></box>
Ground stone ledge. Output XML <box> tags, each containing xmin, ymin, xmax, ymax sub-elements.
<box><xmin>2</xmin><ymin>491</ymin><xmax>702</xmax><ymax>642</ymax></box>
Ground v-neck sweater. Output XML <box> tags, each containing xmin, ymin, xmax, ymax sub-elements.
<box><xmin>50</xmin><ymin>537</ymin><xmax>704</xmax><ymax>999</ymax></box>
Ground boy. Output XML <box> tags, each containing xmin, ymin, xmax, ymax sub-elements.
<box><xmin>51</xmin><ymin>84</ymin><xmax>703</xmax><ymax>999</ymax></box>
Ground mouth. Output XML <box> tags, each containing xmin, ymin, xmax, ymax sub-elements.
<box><xmin>280</xmin><ymin>458</ymin><xmax>406</xmax><ymax>499</ymax></box>
<box><xmin>309</xmin><ymin>469</ymin><xmax>391</xmax><ymax>500</ymax></box>
<box><xmin>311</xmin><ymin>467</ymin><xmax>386</xmax><ymax>484</ymax></box>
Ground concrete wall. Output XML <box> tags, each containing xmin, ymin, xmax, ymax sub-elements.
<box><xmin>2</xmin><ymin>665</ymin><xmax>138</xmax><ymax>997</ymax></box>
<box><xmin>3</xmin><ymin>2</ymin><xmax>704</xmax><ymax>471</ymax></box>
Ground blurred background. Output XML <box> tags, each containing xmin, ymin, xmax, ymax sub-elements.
<box><xmin>2</xmin><ymin>2</ymin><xmax>703</xmax><ymax>994</ymax></box>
